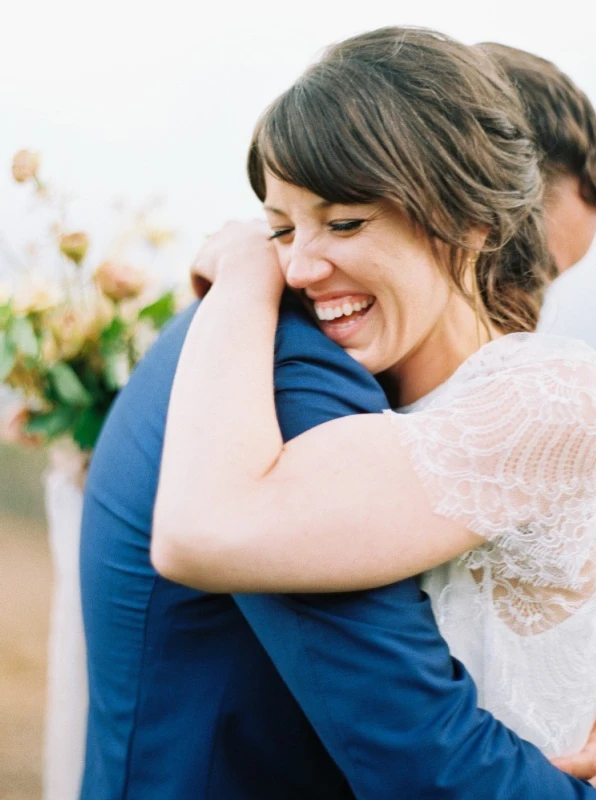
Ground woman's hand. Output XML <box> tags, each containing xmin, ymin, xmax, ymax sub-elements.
<box><xmin>190</xmin><ymin>219</ymin><xmax>285</xmax><ymax>302</ymax></box>
<box><xmin>551</xmin><ymin>721</ymin><xmax>596</xmax><ymax>786</ymax></box>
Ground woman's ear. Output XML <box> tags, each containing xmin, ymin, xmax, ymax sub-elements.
<box><xmin>467</xmin><ymin>225</ymin><xmax>490</xmax><ymax>253</ymax></box>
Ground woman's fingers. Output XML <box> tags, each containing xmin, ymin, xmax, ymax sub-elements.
<box><xmin>189</xmin><ymin>219</ymin><xmax>284</xmax><ymax>299</ymax></box>
<box><xmin>551</xmin><ymin>723</ymin><xmax>596</xmax><ymax>781</ymax></box>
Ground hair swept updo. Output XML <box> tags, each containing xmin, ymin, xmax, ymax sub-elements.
<box><xmin>248</xmin><ymin>26</ymin><xmax>556</xmax><ymax>333</ymax></box>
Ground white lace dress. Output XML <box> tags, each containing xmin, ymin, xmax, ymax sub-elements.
<box><xmin>389</xmin><ymin>332</ymin><xmax>596</xmax><ymax>758</ymax></box>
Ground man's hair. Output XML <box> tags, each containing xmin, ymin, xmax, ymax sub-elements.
<box><xmin>479</xmin><ymin>42</ymin><xmax>596</xmax><ymax>205</ymax></box>
<box><xmin>248</xmin><ymin>27</ymin><xmax>555</xmax><ymax>334</ymax></box>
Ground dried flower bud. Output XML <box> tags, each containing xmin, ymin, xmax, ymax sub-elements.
<box><xmin>144</xmin><ymin>225</ymin><xmax>175</xmax><ymax>248</ymax></box>
<box><xmin>50</xmin><ymin>307</ymin><xmax>87</xmax><ymax>360</ymax></box>
<box><xmin>40</xmin><ymin>332</ymin><xmax>59</xmax><ymax>365</ymax></box>
<box><xmin>59</xmin><ymin>232</ymin><xmax>89</xmax><ymax>265</ymax></box>
<box><xmin>1</xmin><ymin>404</ymin><xmax>43</xmax><ymax>447</ymax></box>
<box><xmin>95</xmin><ymin>260</ymin><xmax>147</xmax><ymax>302</ymax></box>
<box><xmin>11</xmin><ymin>150</ymin><xmax>40</xmax><ymax>183</ymax></box>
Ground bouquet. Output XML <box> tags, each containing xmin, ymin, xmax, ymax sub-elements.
<box><xmin>0</xmin><ymin>150</ymin><xmax>186</xmax><ymax>452</ymax></box>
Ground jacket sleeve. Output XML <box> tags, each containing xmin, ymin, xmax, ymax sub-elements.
<box><xmin>234</xmin><ymin>294</ymin><xmax>596</xmax><ymax>800</ymax></box>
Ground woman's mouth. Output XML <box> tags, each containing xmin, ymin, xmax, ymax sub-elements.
<box><xmin>312</xmin><ymin>294</ymin><xmax>376</xmax><ymax>344</ymax></box>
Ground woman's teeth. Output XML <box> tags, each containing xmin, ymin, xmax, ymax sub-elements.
<box><xmin>314</xmin><ymin>298</ymin><xmax>374</xmax><ymax>321</ymax></box>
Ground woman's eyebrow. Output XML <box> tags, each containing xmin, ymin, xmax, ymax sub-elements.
<box><xmin>264</xmin><ymin>200</ymin><xmax>334</xmax><ymax>215</ymax></box>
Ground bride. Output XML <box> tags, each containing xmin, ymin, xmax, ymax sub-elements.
<box><xmin>152</xmin><ymin>27</ymin><xmax>596</xmax><ymax>764</ymax></box>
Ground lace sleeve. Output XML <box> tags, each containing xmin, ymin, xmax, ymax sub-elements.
<box><xmin>387</xmin><ymin>334</ymin><xmax>596</xmax><ymax>600</ymax></box>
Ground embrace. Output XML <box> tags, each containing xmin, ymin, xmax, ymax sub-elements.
<box><xmin>80</xmin><ymin>27</ymin><xmax>596</xmax><ymax>799</ymax></box>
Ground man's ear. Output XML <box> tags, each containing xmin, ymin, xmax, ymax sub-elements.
<box><xmin>191</xmin><ymin>274</ymin><xmax>212</xmax><ymax>300</ymax></box>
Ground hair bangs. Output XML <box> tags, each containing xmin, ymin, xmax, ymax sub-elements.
<box><xmin>249</xmin><ymin>78</ymin><xmax>385</xmax><ymax>206</ymax></box>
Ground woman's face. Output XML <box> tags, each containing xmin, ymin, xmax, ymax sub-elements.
<box><xmin>264</xmin><ymin>173</ymin><xmax>455</xmax><ymax>379</ymax></box>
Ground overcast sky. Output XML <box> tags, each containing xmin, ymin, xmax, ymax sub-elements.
<box><xmin>1</xmin><ymin>0</ymin><xmax>595</xmax><ymax>282</ymax></box>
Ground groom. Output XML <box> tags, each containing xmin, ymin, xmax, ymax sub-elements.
<box><xmin>80</xmin><ymin>287</ymin><xmax>596</xmax><ymax>798</ymax></box>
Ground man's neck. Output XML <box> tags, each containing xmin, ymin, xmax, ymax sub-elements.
<box><xmin>545</xmin><ymin>174</ymin><xmax>596</xmax><ymax>273</ymax></box>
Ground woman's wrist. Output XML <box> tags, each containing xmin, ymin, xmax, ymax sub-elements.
<box><xmin>216</xmin><ymin>259</ymin><xmax>283</xmax><ymax>304</ymax></box>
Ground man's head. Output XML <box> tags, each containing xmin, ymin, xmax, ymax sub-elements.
<box><xmin>479</xmin><ymin>42</ymin><xmax>596</xmax><ymax>272</ymax></box>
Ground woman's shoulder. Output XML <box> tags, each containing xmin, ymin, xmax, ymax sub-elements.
<box><xmin>470</xmin><ymin>331</ymin><xmax>596</xmax><ymax>372</ymax></box>
<box><xmin>444</xmin><ymin>332</ymin><xmax>596</xmax><ymax>399</ymax></box>
<box><xmin>417</xmin><ymin>331</ymin><xmax>596</xmax><ymax>430</ymax></box>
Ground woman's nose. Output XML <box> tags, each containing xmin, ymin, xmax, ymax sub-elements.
<box><xmin>284</xmin><ymin>253</ymin><xmax>334</xmax><ymax>289</ymax></box>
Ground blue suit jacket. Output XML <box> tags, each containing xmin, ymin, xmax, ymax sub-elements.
<box><xmin>80</xmin><ymin>292</ymin><xmax>595</xmax><ymax>799</ymax></box>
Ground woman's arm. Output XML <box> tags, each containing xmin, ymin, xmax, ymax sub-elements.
<box><xmin>151</xmin><ymin>222</ymin><xmax>483</xmax><ymax>592</ymax></box>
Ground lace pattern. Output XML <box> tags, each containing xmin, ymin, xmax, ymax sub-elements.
<box><xmin>386</xmin><ymin>333</ymin><xmax>596</xmax><ymax>755</ymax></box>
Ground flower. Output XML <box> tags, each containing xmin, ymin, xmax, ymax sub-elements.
<box><xmin>11</xmin><ymin>150</ymin><xmax>40</xmax><ymax>183</ymax></box>
<box><xmin>40</xmin><ymin>332</ymin><xmax>59</xmax><ymax>365</ymax></box>
<box><xmin>95</xmin><ymin>260</ymin><xmax>147</xmax><ymax>302</ymax></box>
<box><xmin>144</xmin><ymin>225</ymin><xmax>175</xmax><ymax>248</ymax></box>
<box><xmin>1</xmin><ymin>404</ymin><xmax>44</xmax><ymax>447</ymax></box>
<box><xmin>86</xmin><ymin>293</ymin><xmax>115</xmax><ymax>337</ymax></box>
<box><xmin>12</xmin><ymin>276</ymin><xmax>61</xmax><ymax>315</ymax></box>
<box><xmin>59</xmin><ymin>232</ymin><xmax>89</xmax><ymax>265</ymax></box>
<box><xmin>2</xmin><ymin>150</ymin><xmax>179</xmax><ymax>452</ymax></box>
<box><xmin>132</xmin><ymin>320</ymin><xmax>158</xmax><ymax>359</ymax></box>
<box><xmin>49</xmin><ymin>306</ymin><xmax>89</xmax><ymax>360</ymax></box>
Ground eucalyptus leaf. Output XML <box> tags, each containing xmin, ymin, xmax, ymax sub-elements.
<box><xmin>49</xmin><ymin>362</ymin><xmax>93</xmax><ymax>407</ymax></box>
<box><xmin>26</xmin><ymin>406</ymin><xmax>78</xmax><ymax>439</ymax></box>
<box><xmin>9</xmin><ymin>316</ymin><xmax>39</xmax><ymax>358</ymax></box>
<box><xmin>73</xmin><ymin>406</ymin><xmax>105</xmax><ymax>450</ymax></box>
<box><xmin>100</xmin><ymin>316</ymin><xmax>127</xmax><ymax>355</ymax></box>
<box><xmin>139</xmin><ymin>292</ymin><xmax>176</xmax><ymax>329</ymax></box>
<box><xmin>104</xmin><ymin>352</ymin><xmax>130</xmax><ymax>391</ymax></box>
<box><xmin>0</xmin><ymin>301</ymin><xmax>11</xmax><ymax>328</ymax></box>
<box><xmin>0</xmin><ymin>331</ymin><xmax>17</xmax><ymax>381</ymax></box>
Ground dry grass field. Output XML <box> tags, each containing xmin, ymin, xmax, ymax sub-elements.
<box><xmin>1</xmin><ymin>443</ymin><xmax>50</xmax><ymax>800</ymax></box>
<box><xmin>0</xmin><ymin>514</ymin><xmax>50</xmax><ymax>800</ymax></box>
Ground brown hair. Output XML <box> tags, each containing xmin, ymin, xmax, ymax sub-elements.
<box><xmin>479</xmin><ymin>42</ymin><xmax>596</xmax><ymax>205</ymax></box>
<box><xmin>248</xmin><ymin>27</ymin><xmax>556</xmax><ymax>334</ymax></box>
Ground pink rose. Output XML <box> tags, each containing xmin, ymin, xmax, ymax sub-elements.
<box><xmin>94</xmin><ymin>260</ymin><xmax>147</xmax><ymax>302</ymax></box>
<box><xmin>1</xmin><ymin>404</ymin><xmax>43</xmax><ymax>447</ymax></box>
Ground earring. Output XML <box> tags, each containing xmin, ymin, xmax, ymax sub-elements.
<box><xmin>468</xmin><ymin>254</ymin><xmax>482</xmax><ymax>348</ymax></box>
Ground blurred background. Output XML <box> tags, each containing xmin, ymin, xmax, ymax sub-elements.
<box><xmin>1</xmin><ymin>0</ymin><xmax>595</xmax><ymax>797</ymax></box>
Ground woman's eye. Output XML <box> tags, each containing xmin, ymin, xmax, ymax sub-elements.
<box><xmin>268</xmin><ymin>228</ymin><xmax>294</xmax><ymax>241</ymax></box>
<box><xmin>329</xmin><ymin>220</ymin><xmax>365</xmax><ymax>233</ymax></box>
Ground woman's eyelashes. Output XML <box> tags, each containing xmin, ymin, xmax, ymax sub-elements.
<box><xmin>268</xmin><ymin>220</ymin><xmax>366</xmax><ymax>241</ymax></box>
<box><xmin>329</xmin><ymin>219</ymin><xmax>366</xmax><ymax>233</ymax></box>
<box><xmin>268</xmin><ymin>227</ymin><xmax>293</xmax><ymax>241</ymax></box>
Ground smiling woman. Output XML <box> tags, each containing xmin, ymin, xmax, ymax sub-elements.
<box><xmin>261</xmin><ymin>180</ymin><xmax>488</xmax><ymax>405</ymax></box>
<box><xmin>153</xmin><ymin>26</ymin><xmax>596</xmax><ymax>765</ymax></box>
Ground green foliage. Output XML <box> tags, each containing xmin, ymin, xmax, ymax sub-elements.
<box><xmin>100</xmin><ymin>316</ymin><xmax>127</xmax><ymax>356</ymax></box>
<box><xmin>103</xmin><ymin>352</ymin><xmax>129</xmax><ymax>391</ymax></box>
<box><xmin>48</xmin><ymin>363</ymin><xmax>93</xmax><ymax>407</ymax></box>
<box><xmin>8</xmin><ymin>316</ymin><xmax>39</xmax><ymax>358</ymax></box>
<box><xmin>26</xmin><ymin>406</ymin><xmax>78</xmax><ymax>439</ymax></box>
<box><xmin>0</xmin><ymin>301</ymin><xmax>11</xmax><ymax>328</ymax></box>
<box><xmin>73</xmin><ymin>406</ymin><xmax>106</xmax><ymax>450</ymax></box>
<box><xmin>139</xmin><ymin>291</ymin><xmax>176</xmax><ymax>329</ymax></box>
<box><xmin>0</xmin><ymin>331</ymin><xmax>17</xmax><ymax>381</ymax></box>
<box><xmin>1</xmin><ymin>150</ymin><xmax>180</xmax><ymax>459</ymax></box>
